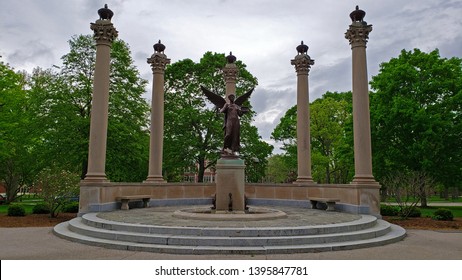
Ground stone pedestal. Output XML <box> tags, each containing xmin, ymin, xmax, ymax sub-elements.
<box><xmin>215</xmin><ymin>158</ymin><xmax>246</xmax><ymax>212</ymax></box>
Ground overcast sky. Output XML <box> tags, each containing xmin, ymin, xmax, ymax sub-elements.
<box><xmin>1</xmin><ymin>0</ymin><xmax>461</xmax><ymax>153</ymax></box>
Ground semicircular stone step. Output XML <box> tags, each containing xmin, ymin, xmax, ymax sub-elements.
<box><xmin>68</xmin><ymin>217</ymin><xmax>392</xmax><ymax>247</ymax></box>
<box><xmin>80</xmin><ymin>212</ymin><xmax>378</xmax><ymax>237</ymax></box>
<box><xmin>53</xmin><ymin>219</ymin><xmax>406</xmax><ymax>255</ymax></box>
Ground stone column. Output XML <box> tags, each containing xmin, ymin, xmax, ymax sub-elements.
<box><xmin>223</xmin><ymin>52</ymin><xmax>238</xmax><ymax>99</ymax></box>
<box><xmin>145</xmin><ymin>40</ymin><xmax>170</xmax><ymax>183</ymax></box>
<box><xmin>291</xmin><ymin>41</ymin><xmax>315</xmax><ymax>184</ymax></box>
<box><xmin>345</xmin><ymin>6</ymin><xmax>378</xmax><ymax>184</ymax></box>
<box><xmin>84</xmin><ymin>5</ymin><xmax>118</xmax><ymax>182</ymax></box>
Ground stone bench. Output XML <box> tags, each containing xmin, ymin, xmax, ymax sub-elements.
<box><xmin>309</xmin><ymin>197</ymin><xmax>340</xmax><ymax>211</ymax></box>
<box><xmin>116</xmin><ymin>195</ymin><xmax>151</xmax><ymax>210</ymax></box>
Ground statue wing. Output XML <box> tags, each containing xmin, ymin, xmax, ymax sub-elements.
<box><xmin>234</xmin><ymin>87</ymin><xmax>254</xmax><ymax>106</ymax></box>
<box><xmin>201</xmin><ymin>85</ymin><xmax>226</xmax><ymax>109</ymax></box>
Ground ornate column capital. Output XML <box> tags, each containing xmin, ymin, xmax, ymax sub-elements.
<box><xmin>223</xmin><ymin>52</ymin><xmax>238</xmax><ymax>83</ymax></box>
<box><xmin>345</xmin><ymin>22</ymin><xmax>372</xmax><ymax>48</ymax></box>
<box><xmin>90</xmin><ymin>20</ymin><xmax>118</xmax><ymax>46</ymax></box>
<box><xmin>291</xmin><ymin>54</ymin><xmax>315</xmax><ymax>75</ymax></box>
<box><xmin>147</xmin><ymin>53</ymin><xmax>171</xmax><ymax>73</ymax></box>
<box><xmin>147</xmin><ymin>40</ymin><xmax>170</xmax><ymax>73</ymax></box>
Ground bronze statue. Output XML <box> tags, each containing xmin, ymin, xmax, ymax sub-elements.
<box><xmin>201</xmin><ymin>86</ymin><xmax>254</xmax><ymax>157</ymax></box>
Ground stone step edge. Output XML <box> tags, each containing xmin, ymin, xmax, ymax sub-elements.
<box><xmin>69</xmin><ymin>218</ymin><xmax>390</xmax><ymax>246</ymax></box>
<box><xmin>81</xmin><ymin>213</ymin><xmax>378</xmax><ymax>236</ymax></box>
<box><xmin>53</xmin><ymin>222</ymin><xmax>406</xmax><ymax>255</ymax></box>
<box><xmin>68</xmin><ymin>218</ymin><xmax>392</xmax><ymax>246</ymax></box>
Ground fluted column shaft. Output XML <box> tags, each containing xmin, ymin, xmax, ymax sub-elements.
<box><xmin>145</xmin><ymin>52</ymin><xmax>170</xmax><ymax>183</ymax></box>
<box><xmin>345</xmin><ymin>22</ymin><xmax>377</xmax><ymax>184</ymax></box>
<box><xmin>84</xmin><ymin>19</ymin><xmax>118</xmax><ymax>182</ymax></box>
<box><xmin>291</xmin><ymin>54</ymin><xmax>315</xmax><ymax>184</ymax></box>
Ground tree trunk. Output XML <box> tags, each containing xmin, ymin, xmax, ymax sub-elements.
<box><xmin>325</xmin><ymin>164</ymin><xmax>331</xmax><ymax>184</ymax></box>
<box><xmin>5</xmin><ymin>160</ymin><xmax>20</xmax><ymax>203</ymax></box>
<box><xmin>419</xmin><ymin>180</ymin><xmax>428</xmax><ymax>207</ymax></box>
<box><xmin>197</xmin><ymin>157</ymin><xmax>205</xmax><ymax>183</ymax></box>
<box><xmin>442</xmin><ymin>187</ymin><xmax>449</xmax><ymax>199</ymax></box>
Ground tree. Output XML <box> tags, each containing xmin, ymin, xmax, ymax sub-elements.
<box><xmin>382</xmin><ymin>170</ymin><xmax>434</xmax><ymax>218</ymax></box>
<box><xmin>310</xmin><ymin>93</ymin><xmax>352</xmax><ymax>183</ymax></box>
<box><xmin>265</xmin><ymin>154</ymin><xmax>297</xmax><ymax>183</ymax></box>
<box><xmin>0</xmin><ymin>61</ymin><xmax>32</xmax><ymax>203</ymax></box>
<box><xmin>270</xmin><ymin>106</ymin><xmax>298</xmax><ymax>181</ymax></box>
<box><xmin>163</xmin><ymin>52</ymin><xmax>272</xmax><ymax>182</ymax></box>
<box><xmin>27</xmin><ymin>35</ymin><xmax>150</xmax><ymax>182</ymax></box>
<box><xmin>370</xmin><ymin>49</ymin><xmax>462</xmax><ymax>203</ymax></box>
<box><xmin>240</xmin><ymin>123</ymin><xmax>273</xmax><ymax>182</ymax></box>
<box><xmin>36</xmin><ymin>166</ymin><xmax>80</xmax><ymax>217</ymax></box>
<box><xmin>271</xmin><ymin>92</ymin><xmax>353</xmax><ymax>183</ymax></box>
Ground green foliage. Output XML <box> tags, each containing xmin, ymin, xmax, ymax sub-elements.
<box><xmin>32</xmin><ymin>203</ymin><xmax>51</xmax><ymax>214</ymax></box>
<box><xmin>62</xmin><ymin>202</ymin><xmax>79</xmax><ymax>213</ymax></box>
<box><xmin>432</xmin><ymin>208</ymin><xmax>454</xmax><ymax>221</ymax></box>
<box><xmin>380</xmin><ymin>204</ymin><xmax>400</xmax><ymax>216</ymax></box>
<box><xmin>0</xmin><ymin>60</ymin><xmax>33</xmax><ymax>203</ymax></box>
<box><xmin>370</xmin><ymin>49</ymin><xmax>462</xmax><ymax>193</ymax></box>
<box><xmin>265</xmin><ymin>154</ymin><xmax>297</xmax><ymax>183</ymax></box>
<box><xmin>163</xmin><ymin>52</ymin><xmax>271</xmax><ymax>182</ymax></box>
<box><xmin>7</xmin><ymin>204</ymin><xmax>26</xmax><ymax>216</ymax></box>
<box><xmin>405</xmin><ymin>207</ymin><xmax>421</xmax><ymax>218</ymax></box>
<box><xmin>271</xmin><ymin>92</ymin><xmax>353</xmax><ymax>183</ymax></box>
<box><xmin>382</xmin><ymin>170</ymin><xmax>434</xmax><ymax>219</ymax></box>
<box><xmin>27</xmin><ymin>35</ymin><xmax>150</xmax><ymax>181</ymax></box>
<box><xmin>36</xmin><ymin>167</ymin><xmax>80</xmax><ymax>217</ymax></box>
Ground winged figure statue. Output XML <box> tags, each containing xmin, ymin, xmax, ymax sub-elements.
<box><xmin>201</xmin><ymin>85</ymin><xmax>254</xmax><ymax>156</ymax></box>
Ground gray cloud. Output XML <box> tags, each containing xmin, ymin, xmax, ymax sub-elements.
<box><xmin>7</xmin><ymin>40</ymin><xmax>55</xmax><ymax>70</ymax></box>
<box><xmin>1</xmin><ymin>0</ymin><xmax>461</xmax><ymax>155</ymax></box>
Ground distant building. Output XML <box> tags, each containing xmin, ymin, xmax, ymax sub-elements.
<box><xmin>183</xmin><ymin>161</ymin><xmax>216</xmax><ymax>183</ymax></box>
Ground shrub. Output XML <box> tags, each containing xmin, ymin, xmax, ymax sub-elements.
<box><xmin>405</xmin><ymin>207</ymin><xmax>421</xmax><ymax>218</ymax></box>
<box><xmin>432</xmin><ymin>208</ymin><xmax>453</xmax><ymax>221</ymax></box>
<box><xmin>381</xmin><ymin>204</ymin><xmax>399</xmax><ymax>216</ymax></box>
<box><xmin>7</xmin><ymin>204</ymin><xmax>26</xmax><ymax>217</ymax></box>
<box><xmin>32</xmin><ymin>203</ymin><xmax>51</xmax><ymax>214</ymax></box>
<box><xmin>62</xmin><ymin>202</ymin><xmax>79</xmax><ymax>213</ymax></box>
<box><xmin>36</xmin><ymin>167</ymin><xmax>80</xmax><ymax>217</ymax></box>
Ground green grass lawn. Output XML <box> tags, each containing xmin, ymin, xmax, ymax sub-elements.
<box><xmin>0</xmin><ymin>203</ymin><xmax>36</xmax><ymax>215</ymax></box>
<box><xmin>0</xmin><ymin>195</ymin><xmax>44</xmax><ymax>215</ymax></box>
<box><xmin>419</xmin><ymin>206</ymin><xmax>462</xmax><ymax>218</ymax></box>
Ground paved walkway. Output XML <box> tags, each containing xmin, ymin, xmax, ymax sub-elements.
<box><xmin>1</xmin><ymin>226</ymin><xmax>461</xmax><ymax>259</ymax></box>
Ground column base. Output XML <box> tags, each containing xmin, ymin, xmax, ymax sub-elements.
<box><xmin>351</xmin><ymin>175</ymin><xmax>380</xmax><ymax>185</ymax></box>
<box><xmin>143</xmin><ymin>176</ymin><xmax>166</xmax><ymax>184</ymax></box>
<box><xmin>83</xmin><ymin>173</ymin><xmax>109</xmax><ymax>183</ymax></box>
<box><xmin>294</xmin><ymin>176</ymin><xmax>315</xmax><ymax>185</ymax></box>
